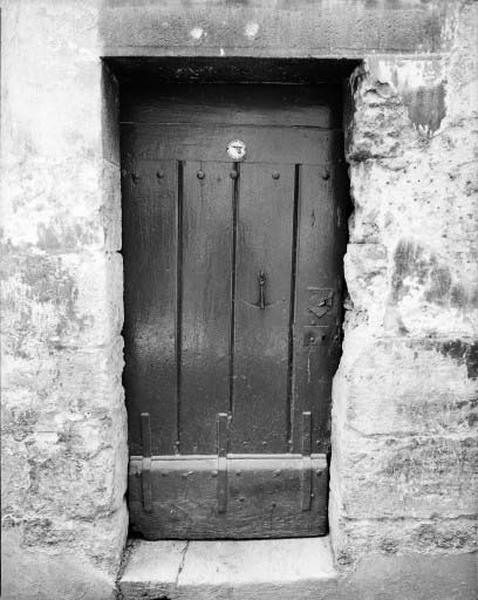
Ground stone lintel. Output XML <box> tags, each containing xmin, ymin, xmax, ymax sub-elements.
<box><xmin>100</xmin><ymin>0</ymin><xmax>447</xmax><ymax>58</ymax></box>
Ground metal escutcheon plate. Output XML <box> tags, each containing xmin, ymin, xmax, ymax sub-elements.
<box><xmin>227</xmin><ymin>139</ymin><xmax>247</xmax><ymax>161</ymax></box>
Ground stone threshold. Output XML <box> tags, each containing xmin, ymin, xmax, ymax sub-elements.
<box><xmin>119</xmin><ymin>536</ymin><xmax>337</xmax><ymax>600</ymax></box>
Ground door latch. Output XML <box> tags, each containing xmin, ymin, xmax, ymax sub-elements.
<box><xmin>258</xmin><ymin>270</ymin><xmax>267</xmax><ymax>309</ymax></box>
<box><xmin>306</xmin><ymin>288</ymin><xmax>334</xmax><ymax>322</ymax></box>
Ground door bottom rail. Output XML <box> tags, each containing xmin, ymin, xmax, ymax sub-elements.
<box><xmin>129</xmin><ymin>450</ymin><xmax>329</xmax><ymax>539</ymax></box>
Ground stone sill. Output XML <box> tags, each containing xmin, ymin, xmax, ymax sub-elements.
<box><xmin>119</xmin><ymin>536</ymin><xmax>337</xmax><ymax>600</ymax></box>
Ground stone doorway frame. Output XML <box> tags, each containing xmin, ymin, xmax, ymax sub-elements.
<box><xmin>102</xmin><ymin>56</ymin><xmax>359</xmax><ymax>544</ymax></box>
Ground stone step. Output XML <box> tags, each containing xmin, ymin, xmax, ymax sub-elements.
<box><xmin>119</xmin><ymin>536</ymin><xmax>337</xmax><ymax>600</ymax></box>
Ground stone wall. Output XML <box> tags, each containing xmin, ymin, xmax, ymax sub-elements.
<box><xmin>330</xmin><ymin>0</ymin><xmax>478</xmax><ymax>570</ymax></box>
<box><xmin>1</xmin><ymin>1</ymin><xmax>477</xmax><ymax>599</ymax></box>
<box><xmin>1</xmin><ymin>3</ymin><xmax>127</xmax><ymax>599</ymax></box>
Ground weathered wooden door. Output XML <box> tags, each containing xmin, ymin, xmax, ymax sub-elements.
<box><xmin>121</xmin><ymin>84</ymin><xmax>347</xmax><ymax>539</ymax></box>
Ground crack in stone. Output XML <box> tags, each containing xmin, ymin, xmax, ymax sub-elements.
<box><xmin>175</xmin><ymin>540</ymin><xmax>190</xmax><ymax>588</ymax></box>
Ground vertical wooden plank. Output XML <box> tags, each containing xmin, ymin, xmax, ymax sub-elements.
<box><xmin>231</xmin><ymin>163</ymin><xmax>295</xmax><ymax>454</ymax></box>
<box><xmin>287</xmin><ymin>165</ymin><xmax>301</xmax><ymax>452</ymax></box>
<box><xmin>292</xmin><ymin>163</ymin><xmax>339</xmax><ymax>454</ymax></box>
<box><xmin>122</xmin><ymin>157</ymin><xmax>178</xmax><ymax>456</ymax></box>
<box><xmin>229</xmin><ymin>162</ymin><xmax>240</xmax><ymax>418</ymax></box>
<box><xmin>180</xmin><ymin>161</ymin><xmax>233</xmax><ymax>454</ymax></box>
<box><xmin>176</xmin><ymin>160</ymin><xmax>184</xmax><ymax>452</ymax></box>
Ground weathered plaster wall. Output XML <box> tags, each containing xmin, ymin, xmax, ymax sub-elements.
<box><xmin>1</xmin><ymin>3</ymin><xmax>127</xmax><ymax>599</ymax></box>
<box><xmin>1</xmin><ymin>1</ymin><xmax>477</xmax><ymax>599</ymax></box>
<box><xmin>330</xmin><ymin>0</ymin><xmax>478</xmax><ymax>578</ymax></box>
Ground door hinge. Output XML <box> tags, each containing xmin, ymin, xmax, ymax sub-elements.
<box><xmin>214</xmin><ymin>411</ymin><xmax>314</xmax><ymax>514</ymax></box>
<box><xmin>133</xmin><ymin>411</ymin><xmax>319</xmax><ymax>524</ymax></box>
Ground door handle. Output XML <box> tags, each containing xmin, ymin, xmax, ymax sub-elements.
<box><xmin>258</xmin><ymin>270</ymin><xmax>266</xmax><ymax>309</ymax></box>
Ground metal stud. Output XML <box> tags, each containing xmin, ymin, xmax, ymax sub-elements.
<box><xmin>230</xmin><ymin>170</ymin><xmax>238</xmax><ymax>179</ymax></box>
<box><xmin>322</xmin><ymin>169</ymin><xmax>330</xmax><ymax>180</ymax></box>
<box><xmin>197</xmin><ymin>170</ymin><xmax>205</xmax><ymax>180</ymax></box>
<box><xmin>272</xmin><ymin>171</ymin><xmax>280</xmax><ymax>180</ymax></box>
<box><xmin>156</xmin><ymin>170</ymin><xmax>164</xmax><ymax>180</ymax></box>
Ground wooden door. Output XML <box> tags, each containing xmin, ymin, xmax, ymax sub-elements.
<box><xmin>121</xmin><ymin>84</ymin><xmax>348</xmax><ymax>539</ymax></box>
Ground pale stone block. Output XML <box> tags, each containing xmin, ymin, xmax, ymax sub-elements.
<box><xmin>2</xmin><ymin>159</ymin><xmax>106</xmax><ymax>250</ymax></box>
<box><xmin>332</xmin><ymin>512</ymin><xmax>477</xmax><ymax>563</ymax></box>
<box><xmin>1</xmin><ymin>529</ymin><xmax>117</xmax><ymax>600</ymax></box>
<box><xmin>336</xmin><ymin>552</ymin><xmax>478</xmax><ymax>600</ymax></box>
<box><xmin>1</xmin><ymin>3</ymin><xmax>101</xmax><ymax>162</ymax></box>
<box><xmin>179</xmin><ymin>537</ymin><xmax>336</xmax><ymax>587</ymax></box>
<box><xmin>120</xmin><ymin>538</ymin><xmax>337</xmax><ymax>600</ymax></box>
<box><xmin>2</xmin><ymin>339</ymin><xmax>124</xmax><ymax>413</ymax></box>
<box><xmin>334</xmin><ymin>336</ymin><xmax>478</xmax><ymax>436</ymax></box>
<box><xmin>2</xmin><ymin>250</ymin><xmax>123</xmax><ymax>354</ymax></box>
<box><xmin>120</xmin><ymin>540</ymin><xmax>188</xmax><ymax>599</ymax></box>
<box><xmin>332</xmin><ymin>429</ymin><xmax>477</xmax><ymax>520</ymax></box>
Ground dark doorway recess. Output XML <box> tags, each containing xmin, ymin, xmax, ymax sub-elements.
<box><xmin>111</xmin><ymin>58</ymin><xmax>354</xmax><ymax>541</ymax></box>
<box><xmin>108</xmin><ymin>56</ymin><xmax>359</xmax><ymax>85</ymax></box>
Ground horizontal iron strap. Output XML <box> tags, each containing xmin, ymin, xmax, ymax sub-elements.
<box><xmin>130</xmin><ymin>453</ymin><xmax>326</xmax><ymax>460</ymax></box>
<box><xmin>130</xmin><ymin>453</ymin><xmax>327</xmax><ymax>472</ymax></box>
<box><xmin>130</xmin><ymin>452</ymin><xmax>325</xmax><ymax>462</ymax></box>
